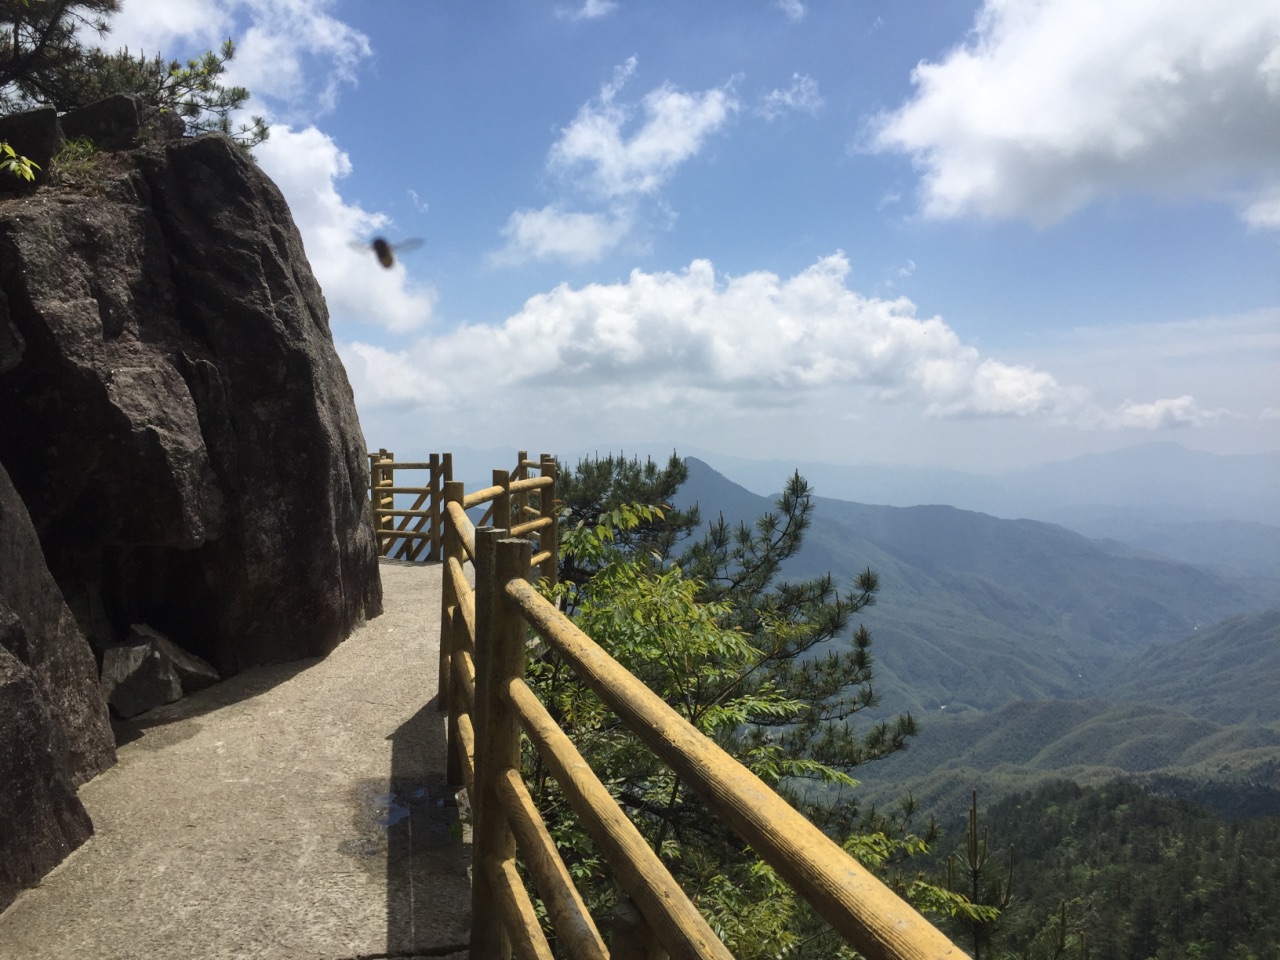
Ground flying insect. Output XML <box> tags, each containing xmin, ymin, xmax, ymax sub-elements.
<box><xmin>353</xmin><ymin>236</ymin><xmax>424</xmax><ymax>269</ymax></box>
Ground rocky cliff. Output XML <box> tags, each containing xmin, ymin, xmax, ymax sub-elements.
<box><xmin>0</xmin><ymin>112</ymin><xmax>383</xmax><ymax>909</ymax></box>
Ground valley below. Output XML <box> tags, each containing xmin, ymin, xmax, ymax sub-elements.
<box><xmin>676</xmin><ymin>453</ymin><xmax>1280</xmax><ymax>827</ymax></box>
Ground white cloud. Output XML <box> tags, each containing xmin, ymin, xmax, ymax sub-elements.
<box><xmin>257</xmin><ymin>126</ymin><xmax>435</xmax><ymax>333</ymax></box>
<box><xmin>1242</xmin><ymin>183</ymin><xmax>1280</xmax><ymax>229</ymax></box>
<box><xmin>107</xmin><ymin>0</ymin><xmax>232</xmax><ymax>51</ymax></box>
<box><xmin>341</xmin><ymin>252</ymin><xmax>1132</xmax><ymax>426</ymax></box>
<box><xmin>493</xmin><ymin>205</ymin><xmax>633</xmax><ymax>265</ymax></box>
<box><xmin>777</xmin><ymin>0</ymin><xmax>807</xmax><ymax>23</ymax></box>
<box><xmin>1105</xmin><ymin>396</ymin><xmax>1218</xmax><ymax>430</ymax></box>
<box><xmin>1261</xmin><ymin>407</ymin><xmax>1280</xmax><ymax>420</ymax></box>
<box><xmin>555</xmin><ymin>0</ymin><xmax>619</xmax><ymax>22</ymax></box>
<box><xmin>109</xmin><ymin>0</ymin><xmax>371</xmax><ymax>118</ymax></box>
<box><xmin>549</xmin><ymin>57</ymin><xmax>739</xmax><ymax>198</ymax></box>
<box><xmin>871</xmin><ymin>0</ymin><xmax>1280</xmax><ymax>227</ymax></box>
<box><xmin>758</xmin><ymin>73</ymin><xmax>824</xmax><ymax>120</ymax></box>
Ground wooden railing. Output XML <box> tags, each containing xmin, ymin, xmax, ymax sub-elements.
<box><xmin>368</xmin><ymin>449</ymin><xmax>450</xmax><ymax>561</ymax></box>
<box><xmin>377</xmin><ymin>449</ymin><xmax>969</xmax><ymax>959</ymax></box>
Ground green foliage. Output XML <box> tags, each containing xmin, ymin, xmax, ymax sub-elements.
<box><xmin>526</xmin><ymin>457</ymin><xmax>966</xmax><ymax>956</ymax></box>
<box><xmin>0</xmin><ymin>0</ymin><xmax>118</xmax><ymax>112</ymax></box>
<box><xmin>0</xmin><ymin>3</ymin><xmax>267</xmax><ymax>152</ymax></box>
<box><xmin>940</xmin><ymin>791</ymin><xmax>1014</xmax><ymax>960</ymax></box>
<box><xmin>51</xmin><ymin>40</ymin><xmax>269</xmax><ymax>150</ymax></box>
<box><xmin>939</xmin><ymin>780</ymin><xmax>1280</xmax><ymax>960</ymax></box>
<box><xmin>46</xmin><ymin>134</ymin><xmax>94</xmax><ymax>184</ymax></box>
<box><xmin>682</xmin><ymin>472</ymin><xmax>918</xmax><ymax>835</ymax></box>
<box><xmin>555</xmin><ymin>452</ymin><xmax>700</xmax><ymax>588</ymax></box>
<box><xmin>0</xmin><ymin>139</ymin><xmax>38</xmax><ymax>179</ymax></box>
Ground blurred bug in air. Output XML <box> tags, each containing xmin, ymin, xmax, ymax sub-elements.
<box><xmin>353</xmin><ymin>236</ymin><xmax>424</xmax><ymax>269</ymax></box>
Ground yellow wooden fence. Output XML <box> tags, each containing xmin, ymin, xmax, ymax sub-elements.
<box><xmin>368</xmin><ymin>449</ymin><xmax>450</xmax><ymax>561</ymax></box>
<box><xmin>371</xmin><ymin>450</ymin><xmax>969</xmax><ymax>960</ymax></box>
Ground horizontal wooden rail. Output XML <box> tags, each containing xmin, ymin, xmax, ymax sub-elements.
<box><xmin>484</xmin><ymin>854</ymin><xmax>555</xmax><ymax>960</ymax></box>
<box><xmin>372</xmin><ymin>460</ymin><xmax>438</xmax><ymax>470</ymax></box>
<box><xmin>374</xmin><ymin>529</ymin><xmax>431</xmax><ymax>541</ymax></box>
<box><xmin>496</xmin><ymin>768</ymin><xmax>609</xmax><ymax>959</ymax></box>
<box><xmin>505</xmin><ymin>673</ymin><xmax>731</xmax><ymax>960</ymax></box>
<box><xmin>504</xmin><ymin>575</ymin><xmax>965</xmax><ymax>960</ymax></box>
<box><xmin>464</xmin><ymin>485</ymin><xmax>504</xmax><ymax>509</ymax></box>
<box><xmin>510</xmin><ymin>515</ymin><xmax>553</xmax><ymax>538</ymax></box>
<box><xmin>453</xmin><ymin>647</ymin><xmax>476</xmax><ymax>714</ymax></box>
<box><xmin>510</xmin><ymin>475</ymin><xmax>553</xmax><ymax>492</ymax></box>
<box><xmin>375</xmin><ymin>508</ymin><xmax>434</xmax><ymax>518</ymax></box>
<box><xmin>445</xmin><ymin>501</ymin><xmax>476</xmax><ymax>559</ymax></box>
<box><xmin>456</xmin><ymin>704</ymin><xmax>477</xmax><ymax>795</ymax></box>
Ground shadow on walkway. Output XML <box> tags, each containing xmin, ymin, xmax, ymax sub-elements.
<box><xmin>386</xmin><ymin>693</ymin><xmax>472</xmax><ymax>954</ymax></box>
<box><xmin>109</xmin><ymin>659</ymin><xmax>317</xmax><ymax>746</ymax></box>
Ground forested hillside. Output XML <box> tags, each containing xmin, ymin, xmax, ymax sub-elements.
<box><xmin>1102</xmin><ymin>611</ymin><xmax>1280</xmax><ymax>724</ymax></box>
<box><xmin>677</xmin><ymin>456</ymin><xmax>1280</xmax><ymax>863</ymax></box>
<box><xmin>928</xmin><ymin>780</ymin><xmax>1280</xmax><ymax>960</ymax></box>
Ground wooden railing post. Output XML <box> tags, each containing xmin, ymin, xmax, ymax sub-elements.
<box><xmin>427</xmin><ymin>453</ymin><xmax>442</xmax><ymax>561</ymax></box>
<box><xmin>369</xmin><ymin>448</ymin><xmax>393</xmax><ymax>556</ymax></box>
<box><xmin>514</xmin><ymin>449</ymin><xmax>529</xmax><ymax>523</ymax></box>
<box><xmin>439</xmin><ymin>480</ymin><xmax>465</xmax><ymax>790</ymax></box>
<box><xmin>471</xmin><ymin>528</ymin><xmax>530</xmax><ymax>958</ymax></box>
<box><xmin>493</xmin><ymin>468</ymin><xmax>511</xmax><ymax>532</ymax></box>
<box><xmin>539</xmin><ymin>454</ymin><xmax>558</xmax><ymax>588</ymax></box>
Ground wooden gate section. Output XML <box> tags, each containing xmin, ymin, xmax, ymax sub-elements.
<box><xmin>367</xmin><ymin>449</ymin><xmax>450</xmax><ymax>562</ymax></box>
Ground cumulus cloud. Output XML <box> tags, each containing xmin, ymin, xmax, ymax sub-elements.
<box><xmin>257</xmin><ymin>126</ymin><xmax>435</xmax><ymax>333</ymax></box>
<box><xmin>108</xmin><ymin>0</ymin><xmax>371</xmax><ymax>118</ymax></box>
<box><xmin>555</xmin><ymin>0</ymin><xmax>619</xmax><ymax>21</ymax></box>
<box><xmin>549</xmin><ymin>57</ymin><xmax>739</xmax><ymax>199</ymax></box>
<box><xmin>106</xmin><ymin>0</ymin><xmax>232</xmax><ymax>50</ymax></box>
<box><xmin>343</xmin><ymin>252</ymin><xmax>1110</xmax><ymax>423</ymax></box>
<box><xmin>493</xmin><ymin>205</ymin><xmax>633</xmax><ymax>265</ymax></box>
<box><xmin>758</xmin><ymin>73</ymin><xmax>823</xmax><ymax>121</ymax></box>
<box><xmin>871</xmin><ymin>0</ymin><xmax>1280</xmax><ymax>227</ymax></box>
<box><xmin>1104</xmin><ymin>396</ymin><xmax>1218</xmax><ymax>430</ymax></box>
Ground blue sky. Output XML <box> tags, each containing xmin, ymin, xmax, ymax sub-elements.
<box><xmin>112</xmin><ymin>0</ymin><xmax>1280</xmax><ymax>472</ymax></box>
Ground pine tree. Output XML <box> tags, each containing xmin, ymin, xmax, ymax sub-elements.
<box><xmin>0</xmin><ymin>1</ymin><xmax>267</xmax><ymax>150</ymax></box>
<box><xmin>0</xmin><ymin>0</ymin><xmax>118</xmax><ymax>110</ymax></box>
<box><xmin>528</xmin><ymin>455</ymin><xmax>957</xmax><ymax>956</ymax></box>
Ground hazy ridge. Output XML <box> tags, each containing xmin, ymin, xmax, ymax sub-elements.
<box><xmin>673</xmin><ymin>452</ymin><xmax>1280</xmax><ymax>823</ymax></box>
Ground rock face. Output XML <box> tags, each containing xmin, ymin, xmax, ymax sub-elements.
<box><xmin>1</xmin><ymin>460</ymin><xmax>114</xmax><ymax>912</ymax></box>
<box><xmin>0</xmin><ymin>132</ymin><xmax>383</xmax><ymax>675</ymax></box>
<box><xmin>101</xmin><ymin>623</ymin><xmax>221</xmax><ymax>719</ymax></box>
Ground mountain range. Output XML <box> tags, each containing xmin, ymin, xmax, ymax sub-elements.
<box><xmin>426</xmin><ymin>440</ymin><xmax>1280</xmax><ymax>816</ymax></box>
<box><xmin>671</xmin><ymin>456</ymin><xmax>1280</xmax><ymax>821</ymax></box>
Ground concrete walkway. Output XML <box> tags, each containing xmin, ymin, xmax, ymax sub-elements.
<box><xmin>0</xmin><ymin>561</ymin><xmax>471</xmax><ymax>960</ymax></box>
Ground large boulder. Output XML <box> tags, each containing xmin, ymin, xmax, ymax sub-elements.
<box><xmin>0</xmin><ymin>462</ymin><xmax>115</xmax><ymax>784</ymax></box>
<box><xmin>0</xmin><ymin>131</ymin><xmax>382</xmax><ymax>677</ymax></box>
<box><xmin>101</xmin><ymin>623</ymin><xmax>221</xmax><ymax>719</ymax></box>
<box><xmin>0</xmin><ymin>647</ymin><xmax>95</xmax><ymax>914</ymax></box>
<box><xmin>0</xmin><ymin>460</ymin><xmax>114</xmax><ymax>912</ymax></box>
